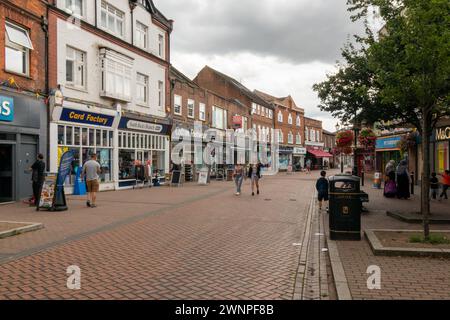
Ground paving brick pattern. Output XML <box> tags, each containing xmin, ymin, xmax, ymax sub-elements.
<box><xmin>333</xmin><ymin>183</ymin><xmax>450</xmax><ymax>300</ymax></box>
<box><xmin>0</xmin><ymin>174</ymin><xmax>319</xmax><ymax>300</ymax></box>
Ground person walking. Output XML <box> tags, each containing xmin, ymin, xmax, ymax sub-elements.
<box><xmin>430</xmin><ymin>172</ymin><xmax>439</xmax><ymax>200</ymax></box>
<box><xmin>248</xmin><ymin>162</ymin><xmax>262</xmax><ymax>196</ymax></box>
<box><xmin>315</xmin><ymin>171</ymin><xmax>329</xmax><ymax>210</ymax></box>
<box><xmin>81</xmin><ymin>153</ymin><xmax>101</xmax><ymax>208</ymax></box>
<box><xmin>385</xmin><ymin>160</ymin><xmax>396</xmax><ymax>180</ymax></box>
<box><xmin>233</xmin><ymin>164</ymin><xmax>245</xmax><ymax>196</ymax></box>
<box><xmin>439</xmin><ymin>170</ymin><xmax>450</xmax><ymax>201</ymax></box>
<box><xmin>306</xmin><ymin>159</ymin><xmax>312</xmax><ymax>174</ymax></box>
<box><xmin>30</xmin><ymin>153</ymin><xmax>46</xmax><ymax>208</ymax></box>
<box><xmin>396</xmin><ymin>160</ymin><xmax>411</xmax><ymax>199</ymax></box>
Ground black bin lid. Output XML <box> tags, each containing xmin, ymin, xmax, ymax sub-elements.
<box><xmin>329</xmin><ymin>174</ymin><xmax>361</xmax><ymax>183</ymax></box>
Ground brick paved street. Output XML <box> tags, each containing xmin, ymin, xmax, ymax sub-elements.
<box><xmin>0</xmin><ymin>173</ymin><xmax>325</xmax><ymax>300</ymax></box>
<box><xmin>327</xmin><ymin>182</ymin><xmax>450</xmax><ymax>300</ymax></box>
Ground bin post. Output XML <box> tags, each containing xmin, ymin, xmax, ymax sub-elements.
<box><xmin>410</xmin><ymin>172</ymin><xmax>415</xmax><ymax>195</ymax></box>
<box><xmin>361</xmin><ymin>170</ymin><xmax>365</xmax><ymax>187</ymax></box>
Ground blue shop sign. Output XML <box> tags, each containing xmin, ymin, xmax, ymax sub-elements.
<box><xmin>376</xmin><ymin>136</ymin><xmax>402</xmax><ymax>150</ymax></box>
<box><xmin>60</xmin><ymin>108</ymin><xmax>115</xmax><ymax>127</ymax></box>
<box><xmin>0</xmin><ymin>96</ymin><xmax>14</xmax><ymax>122</ymax></box>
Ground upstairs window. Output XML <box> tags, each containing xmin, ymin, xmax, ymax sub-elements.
<box><xmin>187</xmin><ymin>99</ymin><xmax>195</xmax><ymax>118</ymax></box>
<box><xmin>296</xmin><ymin>115</ymin><xmax>301</xmax><ymax>127</ymax></box>
<box><xmin>288</xmin><ymin>132</ymin><xmax>294</xmax><ymax>144</ymax></box>
<box><xmin>199</xmin><ymin>103</ymin><xmax>206</xmax><ymax>121</ymax></box>
<box><xmin>212</xmin><ymin>106</ymin><xmax>227</xmax><ymax>130</ymax></box>
<box><xmin>288</xmin><ymin>114</ymin><xmax>293</xmax><ymax>125</ymax></box>
<box><xmin>66</xmin><ymin>46</ymin><xmax>86</xmax><ymax>89</ymax></box>
<box><xmin>278</xmin><ymin>111</ymin><xmax>283</xmax><ymax>123</ymax></box>
<box><xmin>100</xmin><ymin>48</ymin><xmax>132</xmax><ymax>102</ymax></box>
<box><xmin>136</xmin><ymin>73</ymin><xmax>148</xmax><ymax>106</ymax></box>
<box><xmin>100</xmin><ymin>1</ymin><xmax>124</xmax><ymax>38</ymax></box>
<box><xmin>296</xmin><ymin>133</ymin><xmax>301</xmax><ymax>145</ymax></box>
<box><xmin>5</xmin><ymin>22</ymin><xmax>33</xmax><ymax>76</ymax></box>
<box><xmin>135</xmin><ymin>21</ymin><xmax>148</xmax><ymax>49</ymax></box>
<box><xmin>65</xmin><ymin>0</ymin><xmax>83</xmax><ymax>17</ymax></box>
<box><xmin>158</xmin><ymin>34</ymin><xmax>164</xmax><ymax>58</ymax></box>
<box><xmin>174</xmin><ymin>95</ymin><xmax>182</xmax><ymax>115</ymax></box>
<box><xmin>278</xmin><ymin>131</ymin><xmax>283</xmax><ymax>143</ymax></box>
<box><xmin>251</xmin><ymin>103</ymin><xmax>257</xmax><ymax>115</ymax></box>
<box><xmin>158</xmin><ymin>81</ymin><xmax>164</xmax><ymax>109</ymax></box>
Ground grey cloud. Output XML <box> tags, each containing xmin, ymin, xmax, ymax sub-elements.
<box><xmin>154</xmin><ymin>0</ymin><xmax>364</xmax><ymax>64</ymax></box>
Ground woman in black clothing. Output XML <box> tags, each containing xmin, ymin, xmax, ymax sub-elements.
<box><xmin>248</xmin><ymin>162</ymin><xmax>262</xmax><ymax>196</ymax></box>
<box><xmin>396</xmin><ymin>160</ymin><xmax>411</xmax><ymax>199</ymax></box>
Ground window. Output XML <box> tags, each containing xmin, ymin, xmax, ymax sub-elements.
<box><xmin>288</xmin><ymin>114</ymin><xmax>293</xmax><ymax>125</ymax></box>
<box><xmin>136</xmin><ymin>73</ymin><xmax>148</xmax><ymax>105</ymax></box>
<box><xmin>242</xmin><ymin>116</ymin><xmax>248</xmax><ymax>130</ymax></box>
<box><xmin>251</xmin><ymin>103</ymin><xmax>257</xmax><ymax>115</ymax></box>
<box><xmin>269</xmin><ymin>110</ymin><xmax>273</xmax><ymax>119</ymax></box>
<box><xmin>212</xmin><ymin>106</ymin><xmax>227</xmax><ymax>130</ymax></box>
<box><xmin>278</xmin><ymin>111</ymin><xmax>283</xmax><ymax>123</ymax></box>
<box><xmin>5</xmin><ymin>22</ymin><xmax>33</xmax><ymax>75</ymax></box>
<box><xmin>288</xmin><ymin>132</ymin><xmax>294</xmax><ymax>144</ymax></box>
<box><xmin>158</xmin><ymin>81</ymin><xmax>164</xmax><ymax>109</ymax></box>
<box><xmin>65</xmin><ymin>0</ymin><xmax>83</xmax><ymax>17</ymax></box>
<box><xmin>187</xmin><ymin>99</ymin><xmax>195</xmax><ymax>118</ymax></box>
<box><xmin>174</xmin><ymin>95</ymin><xmax>182</xmax><ymax>115</ymax></box>
<box><xmin>305</xmin><ymin>127</ymin><xmax>309</xmax><ymax>141</ymax></box>
<box><xmin>310</xmin><ymin>129</ymin><xmax>316</xmax><ymax>142</ymax></box>
<box><xmin>66</xmin><ymin>46</ymin><xmax>86</xmax><ymax>89</ymax></box>
<box><xmin>100</xmin><ymin>1</ymin><xmax>124</xmax><ymax>38</ymax></box>
<box><xmin>278</xmin><ymin>131</ymin><xmax>283</xmax><ymax>143</ymax></box>
<box><xmin>135</xmin><ymin>21</ymin><xmax>148</xmax><ymax>49</ymax></box>
<box><xmin>257</xmin><ymin>105</ymin><xmax>260</xmax><ymax>115</ymax></box>
<box><xmin>199</xmin><ymin>103</ymin><xmax>206</xmax><ymax>121</ymax></box>
<box><xmin>158</xmin><ymin>34</ymin><xmax>164</xmax><ymax>58</ymax></box>
<box><xmin>100</xmin><ymin>49</ymin><xmax>133</xmax><ymax>101</ymax></box>
<box><xmin>296</xmin><ymin>133</ymin><xmax>301</xmax><ymax>145</ymax></box>
<box><xmin>296</xmin><ymin>115</ymin><xmax>301</xmax><ymax>127</ymax></box>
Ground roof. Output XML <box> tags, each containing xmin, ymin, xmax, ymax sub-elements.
<box><xmin>200</xmin><ymin>66</ymin><xmax>273</xmax><ymax>109</ymax></box>
<box><xmin>254</xmin><ymin>90</ymin><xmax>305</xmax><ymax>113</ymax></box>
<box><xmin>132</xmin><ymin>0</ymin><xmax>173</xmax><ymax>30</ymax></box>
<box><xmin>322</xmin><ymin>130</ymin><xmax>336</xmax><ymax>136</ymax></box>
<box><xmin>307</xmin><ymin>149</ymin><xmax>333</xmax><ymax>158</ymax></box>
<box><xmin>170</xmin><ymin>66</ymin><xmax>201</xmax><ymax>89</ymax></box>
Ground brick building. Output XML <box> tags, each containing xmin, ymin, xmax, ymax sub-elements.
<box><xmin>304</xmin><ymin>117</ymin><xmax>332</xmax><ymax>169</ymax></box>
<box><xmin>323</xmin><ymin>130</ymin><xmax>336</xmax><ymax>168</ymax></box>
<box><xmin>255</xmin><ymin>90</ymin><xmax>306</xmax><ymax>171</ymax></box>
<box><xmin>0</xmin><ymin>0</ymin><xmax>48</xmax><ymax>202</ymax></box>
<box><xmin>47</xmin><ymin>0</ymin><xmax>173</xmax><ymax>191</ymax></box>
<box><xmin>194</xmin><ymin>66</ymin><xmax>275</xmax><ymax>171</ymax></box>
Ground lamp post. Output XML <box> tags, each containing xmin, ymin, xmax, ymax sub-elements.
<box><xmin>335</xmin><ymin>122</ymin><xmax>344</xmax><ymax>173</ymax></box>
<box><xmin>353</xmin><ymin>123</ymin><xmax>360</xmax><ymax>177</ymax></box>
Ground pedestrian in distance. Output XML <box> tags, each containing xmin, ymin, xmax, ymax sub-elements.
<box><xmin>430</xmin><ymin>172</ymin><xmax>439</xmax><ymax>200</ymax></box>
<box><xmin>233</xmin><ymin>164</ymin><xmax>245</xmax><ymax>196</ymax></box>
<box><xmin>306</xmin><ymin>159</ymin><xmax>312</xmax><ymax>174</ymax></box>
<box><xmin>396</xmin><ymin>160</ymin><xmax>411</xmax><ymax>200</ymax></box>
<box><xmin>384</xmin><ymin>160</ymin><xmax>396</xmax><ymax>185</ymax></box>
<box><xmin>439</xmin><ymin>170</ymin><xmax>450</xmax><ymax>201</ymax></box>
<box><xmin>316</xmin><ymin>170</ymin><xmax>329</xmax><ymax>211</ymax></box>
<box><xmin>248</xmin><ymin>162</ymin><xmax>262</xmax><ymax>196</ymax></box>
<box><xmin>81</xmin><ymin>153</ymin><xmax>101</xmax><ymax>208</ymax></box>
<box><xmin>30</xmin><ymin>153</ymin><xmax>46</xmax><ymax>208</ymax></box>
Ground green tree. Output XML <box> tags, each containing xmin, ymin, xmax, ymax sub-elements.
<box><xmin>315</xmin><ymin>0</ymin><xmax>450</xmax><ymax>238</ymax></box>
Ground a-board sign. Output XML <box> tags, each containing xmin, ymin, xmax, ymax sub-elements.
<box><xmin>198</xmin><ymin>170</ymin><xmax>209</xmax><ymax>185</ymax></box>
<box><xmin>38</xmin><ymin>174</ymin><xmax>57</xmax><ymax>209</ymax></box>
<box><xmin>171</xmin><ymin>170</ymin><xmax>182</xmax><ymax>186</ymax></box>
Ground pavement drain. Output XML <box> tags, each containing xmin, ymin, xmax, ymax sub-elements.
<box><xmin>289</xmin><ymin>199</ymin><xmax>297</xmax><ymax>202</ymax></box>
<box><xmin>264</xmin><ymin>199</ymin><xmax>272</xmax><ymax>201</ymax></box>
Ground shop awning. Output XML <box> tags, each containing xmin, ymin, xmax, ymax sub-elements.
<box><xmin>307</xmin><ymin>149</ymin><xmax>333</xmax><ymax>158</ymax></box>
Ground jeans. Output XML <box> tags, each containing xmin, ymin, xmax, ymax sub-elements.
<box><xmin>234</xmin><ymin>175</ymin><xmax>243</xmax><ymax>193</ymax></box>
<box><xmin>440</xmin><ymin>185</ymin><xmax>449</xmax><ymax>199</ymax></box>
<box><xmin>431</xmin><ymin>189</ymin><xmax>438</xmax><ymax>200</ymax></box>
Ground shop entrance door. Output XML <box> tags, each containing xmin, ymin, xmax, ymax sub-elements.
<box><xmin>0</xmin><ymin>144</ymin><xmax>13</xmax><ymax>203</ymax></box>
<box><xmin>18</xmin><ymin>141</ymin><xmax>37</xmax><ymax>200</ymax></box>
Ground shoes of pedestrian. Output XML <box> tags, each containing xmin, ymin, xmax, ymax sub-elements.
<box><xmin>257</xmin><ymin>190</ymin><xmax>260</xmax><ymax>195</ymax></box>
<box><xmin>252</xmin><ymin>192</ymin><xmax>255</xmax><ymax>196</ymax></box>
<box><xmin>86</xmin><ymin>201</ymin><xmax>91</xmax><ymax>207</ymax></box>
<box><xmin>91</xmin><ymin>204</ymin><xmax>97</xmax><ymax>208</ymax></box>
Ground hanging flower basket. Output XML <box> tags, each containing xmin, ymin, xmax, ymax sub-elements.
<box><xmin>336</xmin><ymin>130</ymin><xmax>354</xmax><ymax>148</ymax></box>
<box><xmin>359</xmin><ymin>128</ymin><xmax>377</xmax><ymax>150</ymax></box>
<box><xmin>397</xmin><ymin>131</ymin><xmax>418</xmax><ymax>153</ymax></box>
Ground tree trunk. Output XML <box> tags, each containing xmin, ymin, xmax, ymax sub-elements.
<box><xmin>421</xmin><ymin>111</ymin><xmax>432</xmax><ymax>239</ymax></box>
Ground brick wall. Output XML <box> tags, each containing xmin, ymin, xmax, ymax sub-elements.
<box><xmin>305</xmin><ymin>117</ymin><xmax>323</xmax><ymax>142</ymax></box>
<box><xmin>0</xmin><ymin>0</ymin><xmax>47</xmax><ymax>93</ymax></box>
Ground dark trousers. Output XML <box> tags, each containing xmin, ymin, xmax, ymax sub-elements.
<box><xmin>440</xmin><ymin>185</ymin><xmax>449</xmax><ymax>199</ymax></box>
<box><xmin>32</xmin><ymin>181</ymin><xmax>43</xmax><ymax>206</ymax></box>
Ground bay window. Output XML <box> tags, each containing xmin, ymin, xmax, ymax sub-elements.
<box><xmin>100</xmin><ymin>48</ymin><xmax>133</xmax><ymax>101</ymax></box>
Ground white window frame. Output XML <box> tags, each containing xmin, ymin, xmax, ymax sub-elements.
<box><xmin>199</xmin><ymin>103</ymin><xmax>206</xmax><ymax>121</ymax></box>
<box><xmin>288</xmin><ymin>132</ymin><xmax>294</xmax><ymax>144</ymax></box>
<box><xmin>135</xmin><ymin>21</ymin><xmax>148</xmax><ymax>50</ymax></box>
<box><xmin>100</xmin><ymin>1</ymin><xmax>125</xmax><ymax>38</ymax></box>
<box><xmin>100</xmin><ymin>50</ymin><xmax>133</xmax><ymax>102</ymax></box>
<box><xmin>305</xmin><ymin>127</ymin><xmax>309</xmax><ymax>141</ymax></box>
<box><xmin>66</xmin><ymin>46</ymin><xmax>86</xmax><ymax>90</ymax></box>
<box><xmin>251</xmin><ymin>103</ymin><xmax>257</xmax><ymax>115</ymax></box>
<box><xmin>187</xmin><ymin>99</ymin><xmax>195</xmax><ymax>119</ymax></box>
<box><xmin>212</xmin><ymin>106</ymin><xmax>227</xmax><ymax>130</ymax></box>
<box><xmin>174</xmin><ymin>95</ymin><xmax>182</xmax><ymax>115</ymax></box>
<box><xmin>65</xmin><ymin>0</ymin><xmax>84</xmax><ymax>18</ymax></box>
<box><xmin>296</xmin><ymin>133</ymin><xmax>301</xmax><ymax>145</ymax></box>
<box><xmin>288</xmin><ymin>114</ymin><xmax>293</xmax><ymax>125</ymax></box>
<box><xmin>158</xmin><ymin>81</ymin><xmax>164</xmax><ymax>109</ymax></box>
<box><xmin>158</xmin><ymin>34</ymin><xmax>164</xmax><ymax>58</ymax></box>
<box><xmin>278</xmin><ymin>111</ymin><xmax>283</xmax><ymax>123</ymax></box>
<box><xmin>136</xmin><ymin>73</ymin><xmax>149</xmax><ymax>106</ymax></box>
<box><xmin>296</xmin><ymin>115</ymin><xmax>301</xmax><ymax>127</ymax></box>
<box><xmin>4</xmin><ymin>22</ymin><xmax>33</xmax><ymax>76</ymax></box>
<box><xmin>278</xmin><ymin>131</ymin><xmax>284</xmax><ymax>143</ymax></box>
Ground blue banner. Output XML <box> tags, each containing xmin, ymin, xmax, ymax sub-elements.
<box><xmin>60</xmin><ymin>108</ymin><xmax>115</xmax><ymax>127</ymax></box>
<box><xmin>0</xmin><ymin>95</ymin><xmax>14</xmax><ymax>122</ymax></box>
<box><xmin>376</xmin><ymin>136</ymin><xmax>402</xmax><ymax>150</ymax></box>
<box><xmin>57</xmin><ymin>151</ymin><xmax>74</xmax><ymax>187</ymax></box>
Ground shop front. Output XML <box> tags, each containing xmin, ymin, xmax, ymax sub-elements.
<box><xmin>375</xmin><ymin>135</ymin><xmax>402</xmax><ymax>174</ymax></box>
<box><xmin>118</xmin><ymin>116</ymin><xmax>170</xmax><ymax>188</ymax></box>
<box><xmin>292</xmin><ymin>147</ymin><xmax>307</xmax><ymax>171</ymax></box>
<box><xmin>0</xmin><ymin>91</ymin><xmax>47</xmax><ymax>203</ymax></box>
<box><xmin>432</xmin><ymin>124</ymin><xmax>450</xmax><ymax>174</ymax></box>
<box><xmin>50</xmin><ymin>102</ymin><xmax>120</xmax><ymax>193</ymax></box>
<box><xmin>306</xmin><ymin>148</ymin><xmax>333</xmax><ymax>170</ymax></box>
<box><xmin>279</xmin><ymin>146</ymin><xmax>293</xmax><ymax>171</ymax></box>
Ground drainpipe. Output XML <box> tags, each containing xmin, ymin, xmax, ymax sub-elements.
<box><xmin>41</xmin><ymin>8</ymin><xmax>50</xmax><ymax>170</ymax></box>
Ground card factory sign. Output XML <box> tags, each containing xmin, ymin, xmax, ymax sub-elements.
<box><xmin>436</xmin><ymin>127</ymin><xmax>450</xmax><ymax>141</ymax></box>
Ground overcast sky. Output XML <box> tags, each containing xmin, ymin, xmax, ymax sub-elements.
<box><xmin>154</xmin><ymin>0</ymin><xmax>368</xmax><ymax>131</ymax></box>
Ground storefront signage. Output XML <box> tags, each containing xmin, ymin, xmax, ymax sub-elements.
<box><xmin>0</xmin><ymin>96</ymin><xmax>14</xmax><ymax>122</ymax></box>
<box><xmin>60</xmin><ymin>108</ymin><xmax>114</xmax><ymax>127</ymax></box>
<box><xmin>375</xmin><ymin>136</ymin><xmax>402</xmax><ymax>150</ymax></box>
<box><xmin>232</xmin><ymin>115</ymin><xmax>243</xmax><ymax>129</ymax></box>
<box><xmin>120</xmin><ymin>118</ymin><xmax>169</xmax><ymax>135</ymax></box>
<box><xmin>293</xmin><ymin>147</ymin><xmax>307</xmax><ymax>155</ymax></box>
<box><xmin>279</xmin><ymin>146</ymin><xmax>294</xmax><ymax>154</ymax></box>
<box><xmin>436</xmin><ymin>127</ymin><xmax>450</xmax><ymax>141</ymax></box>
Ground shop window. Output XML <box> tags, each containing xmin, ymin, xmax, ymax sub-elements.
<box><xmin>58</xmin><ymin>125</ymin><xmax>65</xmax><ymax>145</ymax></box>
<box><xmin>5</xmin><ymin>22</ymin><xmax>33</xmax><ymax>76</ymax></box>
<box><xmin>66</xmin><ymin>126</ymin><xmax>73</xmax><ymax>145</ymax></box>
<box><xmin>74</xmin><ymin>127</ymin><xmax>80</xmax><ymax>145</ymax></box>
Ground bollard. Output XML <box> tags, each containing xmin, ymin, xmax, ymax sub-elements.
<box><xmin>410</xmin><ymin>172</ymin><xmax>415</xmax><ymax>195</ymax></box>
<box><xmin>361</xmin><ymin>171</ymin><xmax>365</xmax><ymax>187</ymax></box>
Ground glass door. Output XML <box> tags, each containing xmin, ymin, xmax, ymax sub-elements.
<box><xmin>0</xmin><ymin>144</ymin><xmax>14</xmax><ymax>203</ymax></box>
